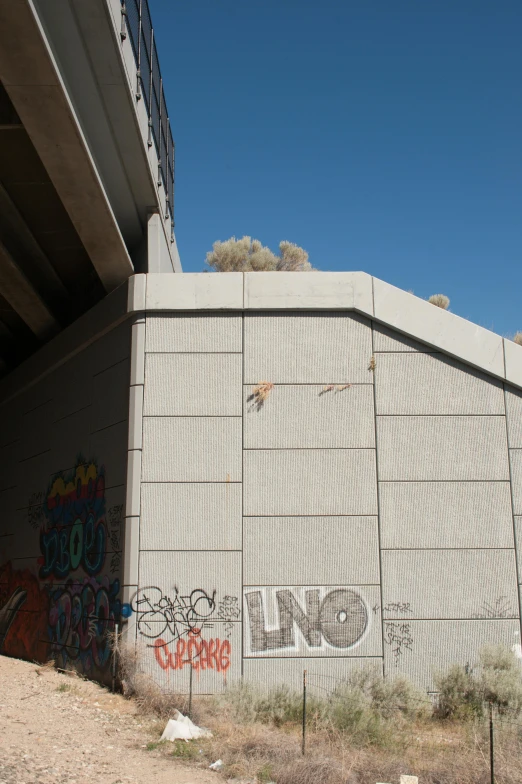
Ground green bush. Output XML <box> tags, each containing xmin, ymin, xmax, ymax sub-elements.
<box><xmin>326</xmin><ymin>668</ymin><xmax>429</xmax><ymax>745</ymax></box>
<box><xmin>217</xmin><ymin>681</ymin><xmax>326</xmax><ymax>728</ymax></box>
<box><xmin>434</xmin><ymin>646</ymin><xmax>522</xmax><ymax>719</ymax></box>
<box><xmin>479</xmin><ymin>645</ymin><xmax>522</xmax><ymax>715</ymax></box>
<box><xmin>433</xmin><ymin>664</ymin><xmax>482</xmax><ymax>720</ymax></box>
<box><xmin>255</xmin><ymin>685</ymin><xmax>303</xmax><ymax>727</ymax></box>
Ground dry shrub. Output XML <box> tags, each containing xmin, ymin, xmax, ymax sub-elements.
<box><xmin>514</xmin><ymin>332</ymin><xmax>522</xmax><ymax>345</ymax></box>
<box><xmin>428</xmin><ymin>293</ymin><xmax>450</xmax><ymax>309</ymax></box>
<box><xmin>248</xmin><ymin>382</ymin><xmax>274</xmax><ymax>411</ymax></box>
<box><xmin>131</xmin><ymin>672</ymin><xmax>189</xmax><ymax>720</ymax></box>
<box><xmin>216</xmin><ymin>682</ymin><xmax>299</xmax><ymax>726</ymax></box>
<box><xmin>202</xmin><ymin>721</ymin><xmax>298</xmax><ymax>782</ymax></box>
<box><xmin>112</xmin><ymin>636</ymin><xmax>190</xmax><ymax>720</ymax></box>
<box><xmin>276</xmin><ymin>756</ymin><xmax>351</xmax><ymax>784</ymax></box>
<box><xmin>205</xmin><ymin>236</ymin><xmax>313</xmax><ymax>272</ymax></box>
<box><xmin>326</xmin><ymin>668</ymin><xmax>429</xmax><ymax>746</ymax></box>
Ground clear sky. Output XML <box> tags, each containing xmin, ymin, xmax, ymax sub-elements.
<box><xmin>151</xmin><ymin>0</ymin><xmax>522</xmax><ymax>336</ymax></box>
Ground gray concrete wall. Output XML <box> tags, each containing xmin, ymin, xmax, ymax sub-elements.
<box><xmin>129</xmin><ymin>310</ymin><xmax>522</xmax><ymax>694</ymax></box>
<box><xmin>0</xmin><ymin>320</ymin><xmax>131</xmax><ymax>680</ymax></box>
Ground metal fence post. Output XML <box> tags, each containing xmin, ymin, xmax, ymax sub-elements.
<box><xmin>302</xmin><ymin>669</ymin><xmax>307</xmax><ymax>756</ymax></box>
<box><xmin>489</xmin><ymin>701</ymin><xmax>494</xmax><ymax>784</ymax></box>
<box><xmin>188</xmin><ymin>659</ymin><xmax>193</xmax><ymax>719</ymax></box>
<box><xmin>111</xmin><ymin>622</ymin><xmax>119</xmax><ymax>693</ymax></box>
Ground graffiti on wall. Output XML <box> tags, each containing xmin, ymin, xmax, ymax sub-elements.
<box><xmin>244</xmin><ymin>586</ymin><xmax>369</xmax><ymax>654</ymax></box>
<box><xmin>0</xmin><ymin>563</ymin><xmax>49</xmax><ymax>659</ymax></box>
<box><xmin>1</xmin><ymin>460</ymin><xmax>121</xmax><ymax>674</ymax></box>
<box><xmin>39</xmin><ymin>463</ymin><xmax>107</xmax><ymax>579</ymax></box>
<box><xmin>127</xmin><ymin>585</ymin><xmax>240</xmax><ymax>677</ymax></box>
<box><xmin>383</xmin><ymin>621</ymin><xmax>414</xmax><ymax>663</ymax></box>
<box><xmin>48</xmin><ymin>576</ymin><xmax>121</xmax><ymax>671</ymax></box>
<box><xmin>153</xmin><ymin>632</ymin><xmax>232</xmax><ymax>675</ymax></box>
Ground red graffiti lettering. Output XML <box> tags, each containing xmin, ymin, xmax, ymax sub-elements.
<box><xmin>153</xmin><ymin>634</ymin><xmax>231</xmax><ymax>676</ymax></box>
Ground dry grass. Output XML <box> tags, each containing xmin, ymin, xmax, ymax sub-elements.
<box><xmin>428</xmin><ymin>293</ymin><xmax>450</xmax><ymax>309</ymax></box>
<box><xmin>248</xmin><ymin>382</ymin><xmax>275</xmax><ymax>411</ymax></box>
<box><xmin>112</xmin><ymin>637</ymin><xmax>193</xmax><ymax>721</ymax></box>
<box><xmin>513</xmin><ymin>332</ymin><xmax>522</xmax><ymax>346</ymax></box>
<box><xmin>368</xmin><ymin>355</ymin><xmax>376</xmax><ymax>371</ymax></box>
<box><xmin>142</xmin><ymin>713</ymin><xmax>522</xmax><ymax>784</ymax></box>
<box><xmin>117</xmin><ymin>643</ymin><xmax>522</xmax><ymax>783</ymax></box>
<box><xmin>320</xmin><ymin>384</ymin><xmax>352</xmax><ymax>396</ymax></box>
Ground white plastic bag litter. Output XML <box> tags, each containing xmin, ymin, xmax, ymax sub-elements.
<box><xmin>209</xmin><ymin>759</ymin><xmax>224</xmax><ymax>771</ymax></box>
<box><xmin>160</xmin><ymin>710</ymin><xmax>213</xmax><ymax>742</ymax></box>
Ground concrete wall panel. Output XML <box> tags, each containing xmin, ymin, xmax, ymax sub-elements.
<box><xmin>0</xmin><ymin>440</ymin><xmax>21</xmax><ymax>491</ymax></box>
<box><xmin>142</xmin><ymin>417</ymin><xmax>242</xmax><ymax>482</ymax></box>
<box><xmin>48</xmin><ymin>405</ymin><xmax>93</xmax><ymax>476</ymax></box>
<box><xmin>244</xmin><ymin>449</ymin><xmax>377</xmax><ymax>516</ymax></box>
<box><xmin>82</xmin><ymin>321</ymin><xmax>132</xmax><ymax>376</ymax></box>
<box><xmin>377</xmin><ymin>416</ymin><xmax>509</xmax><ymax>480</ymax></box>
<box><xmin>144</xmin><ymin>354</ymin><xmax>242</xmax><ymax>416</ymax></box>
<box><xmin>0</xmin><ymin>487</ymin><xmax>17</xmax><ymax>536</ymax></box>
<box><xmin>510</xmin><ymin>450</ymin><xmax>522</xmax><ymax>514</ymax></box>
<box><xmin>138</xmin><ymin>551</ymin><xmax>242</xmax><ymax>608</ymax></box>
<box><xmin>51</xmin><ymin>353</ymin><xmax>93</xmax><ymax>419</ymax></box>
<box><xmin>515</xmin><ymin>518</ymin><xmax>522</xmax><ymax>579</ymax></box>
<box><xmin>373</xmin><ymin>324</ymin><xmax>430</xmax><ymax>353</ymax></box>
<box><xmin>140</xmin><ymin>483</ymin><xmax>242</xmax><ymax>551</ymax></box>
<box><xmin>244</xmin><ymin>384</ymin><xmax>375</xmax><ymax>449</ymax></box>
<box><xmin>506</xmin><ymin>387</ymin><xmax>522</xmax><ymax>448</ymax></box>
<box><xmin>92</xmin><ymin>358</ymin><xmax>130</xmax><ymax>431</ymax></box>
<box><xmin>375</xmin><ymin>353</ymin><xmax>504</xmax><ymax>415</ymax></box>
<box><xmin>0</xmin><ymin>399</ymin><xmax>22</xmax><ymax>448</ymax></box>
<box><xmin>383</xmin><ymin>620</ymin><xmax>520</xmax><ymax>690</ymax></box>
<box><xmin>243</xmin><ymin>657</ymin><xmax>382</xmax><ymax>693</ymax></box>
<box><xmin>145</xmin><ymin>313</ymin><xmax>242</xmax><ymax>353</ymax></box>
<box><xmin>243</xmin><ymin>517</ymin><xmax>379</xmax><ymax>585</ymax></box>
<box><xmin>244</xmin><ymin>313</ymin><xmax>372</xmax><ymax>384</ymax></box>
<box><xmin>243</xmin><ymin>585</ymin><xmax>382</xmax><ymax>658</ymax></box>
<box><xmin>19</xmin><ymin>401</ymin><xmax>53</xmax><ymax>460</ymax></box>
<box><xmin>382</xmin><ymin>549</ymin><xmax>518</xmax><ymax>620</ymax></box>
<box><xmin>90</xmin><ymin>419</ymin><xmax>129</xmax><ymax>489</ymax></box>
<box><xmin>380</xmin><ymin>481</ymin><xmax>514</xmax><ymax>549</ymax></box>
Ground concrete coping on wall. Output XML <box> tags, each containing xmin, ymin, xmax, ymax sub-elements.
<box><xmin>138</xmin><ymin>272</ymin><xmax>520</xmax><ymax>388</ymax></box>
<box><xmin>1</xmin><ymin>271</ymin><xmax>521</xmax><ymax>404</ymax></box>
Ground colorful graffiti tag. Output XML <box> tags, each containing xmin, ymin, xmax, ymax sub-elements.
<box><xmin>48</xmin><ymin>576</ymin><xmax>121</xmax><ymax>672</ymax></box>
<box><xmin>0</xmin><ymin>460</ymin><xmax>122</xmax><ymax>674</ymax></box>
<box><xmin>39</xmin><ymin>463</ymin><xmax>107</xmax><ymax>579</ymax></box>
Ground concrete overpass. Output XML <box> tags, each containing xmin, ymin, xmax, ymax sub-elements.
<box><xmin>0</xmin><ymin>0</ymin><xmax>180</xmax><ymax>374</ymax></box>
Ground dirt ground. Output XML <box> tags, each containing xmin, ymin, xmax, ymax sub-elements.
<box><xmin>0</xmin><ymin>655</ymin><xmax>217</xmax><ymax>784</ymax></box>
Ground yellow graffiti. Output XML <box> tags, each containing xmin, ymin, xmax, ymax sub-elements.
<box><xmin>48</xmin><ymin>463</ymin><xmax>98</xmax><ymax>501</ymax></box>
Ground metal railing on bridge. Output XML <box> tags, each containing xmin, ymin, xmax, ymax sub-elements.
<box><xmin>120</xmin><ymin>0</ymin><xmax>175</xmax><ymax>237</ymax></box>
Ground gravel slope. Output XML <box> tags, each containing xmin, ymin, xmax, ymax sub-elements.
<box><xmin>0</xmin><ymin>655</ymin><xmax>215</xmax><ymax>784</ymax></box>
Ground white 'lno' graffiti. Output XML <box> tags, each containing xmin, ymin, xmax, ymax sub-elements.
<box><xmin>244</xmin><ymin>586</ymin><xmax>369</xmax><ymax>654</ymax></box>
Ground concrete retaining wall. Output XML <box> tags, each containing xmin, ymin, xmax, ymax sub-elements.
<box><xmin>131</xmin><ymin>310</ymin><xmax>522</xmax><ymax>693</ymax></box>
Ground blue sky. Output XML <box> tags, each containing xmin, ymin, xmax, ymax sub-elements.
<box><xmin>152</xmin><ymin>0</ymin><xmax>522</xmax><ymax>336</ymax></box>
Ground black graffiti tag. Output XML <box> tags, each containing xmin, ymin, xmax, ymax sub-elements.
<box><xmin>245</xmin><ymin>588</ymin><xmax>368</xmax><ymax>652</ymax></box>
<box><xmin>131</xmin><ymin>586</ymin><xmax>217</xmax><ymax>644</ymax></box>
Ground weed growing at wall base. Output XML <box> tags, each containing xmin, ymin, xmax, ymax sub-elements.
<box><xmin>126</xmin><ymin>645</ymin><xmax>522</xmax><ymax>784</ymax></box>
